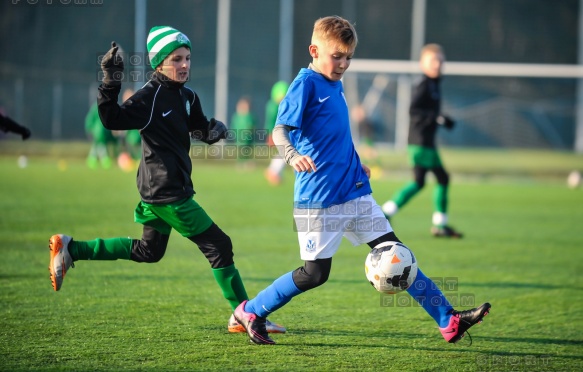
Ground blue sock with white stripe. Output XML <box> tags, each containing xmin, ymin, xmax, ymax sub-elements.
<box><xmin>244</xmin><ymin>271</ymin><xmax>303</xmax><ymax>318</ymax></box>
<box><xmin>406</xmin><ymin>268</ymin><xmax>453</xmax><ymax>328</ymax></box>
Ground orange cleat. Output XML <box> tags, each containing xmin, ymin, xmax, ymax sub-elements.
<box><xmin>48</xmin><ymin>234</ymin><xmax>74</xmax><ymax>291</ymax></box>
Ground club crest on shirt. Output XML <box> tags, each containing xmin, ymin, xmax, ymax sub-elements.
<box><xmin>186</xmin><ymin>100</ymin><xmax>190</xmax><ymax>116</ymax></box>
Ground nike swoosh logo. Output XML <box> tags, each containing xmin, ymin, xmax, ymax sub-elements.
<box><xmin>162</xmin><ymin>110</ymin><xmax>172</xmax><ymax>117</ymax></box>
<box><xmin>445</xmin><ymin>328</ymin><xmax>457</xmax><ymax>333</ymax></box>
<box><xmin>318</xmin><ymin>96</ymin><xmax>330</xmax><ymax>103</ymax></box>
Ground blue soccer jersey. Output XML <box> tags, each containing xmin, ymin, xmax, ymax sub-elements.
<box><xmin>276</xmin><ymin>68</ymin><xmax>372</xmax><ymax>208</ymax></box>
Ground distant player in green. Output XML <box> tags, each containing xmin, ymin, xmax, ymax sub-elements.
<box><xmin>264</xmin><ymin>81</ymin><xmax>289</xmax><ymax>185</ymax></box>
<box><xmin>48</xmin><ymin>26</ymin><xmax>284</xmax><ymax>334</ymax></box>
<box><xmin>84</xmin><ymin>102</ymin><xmax>118</xmax><ymax>169</ymax></box>
<box><xmin>381</xmin><ymin>44</ymin><xmax>462</xmax><ymax>238</ymax></box>
<box><xmin>230</xmin><ymin>96</ymin><xmax>256</xmax><ymax>166</ymax></box>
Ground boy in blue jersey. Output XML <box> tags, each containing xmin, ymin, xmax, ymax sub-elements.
<box><xmin>233</xmin><ymin>16</ymin><xmax>490</xmax><ymax>345</ymax></box>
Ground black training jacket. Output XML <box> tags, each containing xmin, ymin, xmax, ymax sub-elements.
<box><xmin>97</xmin><ymin>72</ymin><xmax>211</xmax><ymax>204</ymax></box>
<box><xmin>408</xmin><ymin>75</ymin><xmax>442</xmax><ymax>148</ymax></box>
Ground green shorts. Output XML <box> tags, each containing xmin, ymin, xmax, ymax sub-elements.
<box><xmin>134</xmin><ymin>197</ymin><xmax>213</xmax><ymax>237</ymax></box>
<box><xmin>407</xmin><ymin>145</ymin><xmax>443</xmax><ymax>169</ymax></box>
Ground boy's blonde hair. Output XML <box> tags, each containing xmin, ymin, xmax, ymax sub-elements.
<box><xmin>311</xmin><ymin>15</ymin><xmax>358</xmax><ymax>52</ymax></box>
<box><xmin>421</xmin><ymin>43</ymin><xmax>445</xmax><ymax>58</ymax></box>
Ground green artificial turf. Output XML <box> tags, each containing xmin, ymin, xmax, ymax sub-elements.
<box><xmin>0</xmin><ymin>146</ymin><xmax>582</xmax><ymax>371</ymax></box>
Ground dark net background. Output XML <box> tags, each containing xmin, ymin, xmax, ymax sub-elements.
<box><xmin>0</xmin><ymin>0</ymin><xmax>578</xmax><ymax>148</ymax></box>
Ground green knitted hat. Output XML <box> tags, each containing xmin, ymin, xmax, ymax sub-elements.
<box><xmin>147</xmin><ymin>26</ymin><xmax>191</xmax><ymax>69</ymax></box>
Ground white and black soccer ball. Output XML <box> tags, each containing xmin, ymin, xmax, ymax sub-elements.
<box><xmin>364</xmin><ymin>241</ymin><xmax>418</xmax><ymax>294</ymax></box>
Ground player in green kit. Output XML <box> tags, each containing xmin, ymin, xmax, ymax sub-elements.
<box><xmin>48</xmin><ymin>26</ymin><xmax>284</xmax><ymax>334</ymax></box>
<box><xmin>381</xmin><ymin>44</ymin><xmax>462</xmax><ymax>238</ymax></box>
<box><xmin>264</xmin><ymin>81</ymin><xmax>289</xmax><ymax>185</ymax></box>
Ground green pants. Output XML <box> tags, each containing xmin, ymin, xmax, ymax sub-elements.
<box><xmin>391</xmin><ymin>145</ymin><xmax>448</xmax><ymax>213</ymax></box>
<box><xmin>134</xmin><ymin>198</ymin><xmax>213</xmax><ymax>237</ymax></box>
<box><xmin>66</xmin><ymin>198</ymin><xmax>248</xmax><ymax>310</ymax></box>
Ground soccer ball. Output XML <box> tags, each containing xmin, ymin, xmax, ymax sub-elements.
<box><xmin>364</xmin><ymin>241</ymin><xmax>418</xmax><ymax>294</ymax></box>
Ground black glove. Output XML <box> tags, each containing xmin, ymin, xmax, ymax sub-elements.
<box><xmin>204</xmin><ymin>119</ymin><xmax>228</xmax><ymax>145</ymax></box>
<box><xmin>0</xmin><ymin>114</ymin><xmax>31</xmax><ymax>140</ymax></box>
<box><xmin>436</xmin><ymin>115</ymin><xmax>455</xmax><ymax>129</ymax></box>
<box><xmin>20</xmin><ymin>126</ymin><xmax>31</xmax><ymax>140</ymax></box>
<box><xmin>190</xmin><ymin>119</ymin><xmax>228</xmax><ymax>145</ymax></box>
<box><xmin>101</xmin><ymin>41</ymin><xmax>124</xmax><ymax>86</ymax></box>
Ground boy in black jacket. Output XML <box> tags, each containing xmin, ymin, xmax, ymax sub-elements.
<box><xmin>48</xmin><ymin>26</ymin><xmax>284</xmax><ymax>334</ymax></box>
<box><xmin>381</xmin><ymin>44</ymin><xmax>462</xmax><ymax>238</ymax></box>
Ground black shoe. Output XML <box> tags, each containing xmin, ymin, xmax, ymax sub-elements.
<box><xmin>440</xmin><ymin>302</ymin><xmax>491</xmax><ymax>344</ymax></box>
<box><xmin>233</xmin><ymin>300</ymin><xmax>275</xmax><ymax>345</ymax></box>
<box><xmin>431</xmin><ymin>225</ymin><xmax>463</xmax><ymax>238</ymax></box>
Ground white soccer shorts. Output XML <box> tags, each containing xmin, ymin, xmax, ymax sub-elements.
<box><xmin>293</xmin><ymin>194</ymin><xmax>392</xmax><ymax>261</ymax></box>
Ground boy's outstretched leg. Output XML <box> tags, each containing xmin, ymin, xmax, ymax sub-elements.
<box><xmin>48</xmin><ymin>233</ymin><xmax>134</xmax><ymax>291</ymax></box>
<box><xmin>406</xmin><ymin>268</ymin><xmax>491</xmax><ymax>344</ymax></box>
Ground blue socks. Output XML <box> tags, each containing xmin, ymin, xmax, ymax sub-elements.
<box><xmin>243</xmin><ymin>268</ymin><xmax>452</xmax><ymax>327</ymax></box>
<box><xmin>244</xmin><ymin>271</ymin><xmax>303</xmax><ymax>317</ymax></box>
<box><xmin>406</xmin><ymin>269</ymin><xmax>453</xmax><ymax>328</ymax></box>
